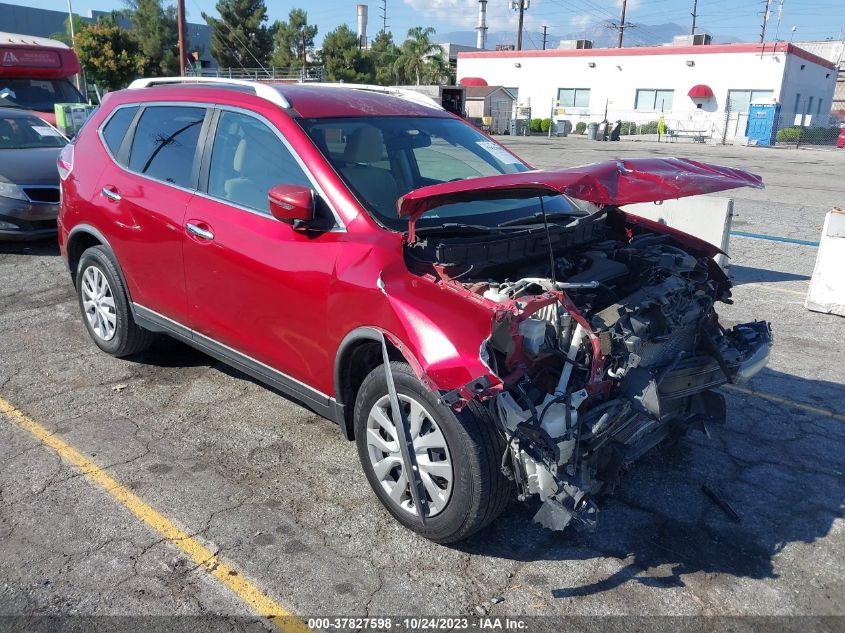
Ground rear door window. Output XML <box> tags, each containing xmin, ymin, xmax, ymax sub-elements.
<box><xmin>128</xmin><ymin>106</ymin><xmax>205</xmax><ymax>188</ymax></box>
<box><xmin>101</xmin><ymin>106</ymin><xmax>137</xmax><ymax>160</ymax></box>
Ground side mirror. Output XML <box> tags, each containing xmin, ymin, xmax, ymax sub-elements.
<box><xmin>268</xmin><ymin>184</ymin><xmax>314</xmax><ymax>227</ymax></box>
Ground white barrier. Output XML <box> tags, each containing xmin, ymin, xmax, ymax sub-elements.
<box><xmin>623</xmin><ymin>196</ymin><xmax>733</xmax><ymax>269</ymax></box>
<box><xmin>805</xmin><ymin>208</ymin><xmax>845</xmax><ymax>317</ymax></box>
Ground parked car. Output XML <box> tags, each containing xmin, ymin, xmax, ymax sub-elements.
<box><xmin>58</xmin><ymin>78</ymin><xmax>772</xmax><ymax>543</ymax></box>
<box><xmin>0</xmin><ymin>107</ymin><xmax>66</xmax><ymax>240</ymax></box>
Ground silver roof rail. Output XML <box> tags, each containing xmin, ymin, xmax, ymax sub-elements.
<box><xmin>127</xmin><ymin>76</ymin><xmax>291</xmax><ymax>109</ymax></box>
<box><xmin>303</xmin><ymin>83</ymin><xmax>443</xmax><ymax>110</ymax></box>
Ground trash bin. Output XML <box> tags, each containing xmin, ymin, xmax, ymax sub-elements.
<box><xmin>555</xmin><ymin>119</ymin><xmax>572</xmax><ymax>137</ymax></box>
<box><xmin>597</xmin><ymin>122</ymin><xmax>608</xmax><ymax>141</ymax></box>
<box><xmin>586</xmin><ymin>122</ymin><xmax>599</xmax><ymax>140</ymax></box>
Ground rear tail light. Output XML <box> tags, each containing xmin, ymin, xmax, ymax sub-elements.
<box><xmin>57</xmin><ymin>144</ymin><xmax>74</xmax><ymax>181</ymax></box>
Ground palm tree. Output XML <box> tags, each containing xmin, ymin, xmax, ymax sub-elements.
<box><xmin>394</xmin><ymin>27</ymin><xmax>443</xmax><ymax>85</ymax></box>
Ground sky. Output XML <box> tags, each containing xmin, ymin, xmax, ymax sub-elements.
<box><xmin>33</xmin><ymin>0</ymin><xmax>845</xmax><ymax>46</ymax></box>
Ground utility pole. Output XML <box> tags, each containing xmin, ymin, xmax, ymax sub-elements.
<box><xmin>379</xmin><ymin>0</ymin><xmax>388</xmax><ymax>33</ymax></box>
<box><xmin>617</xmin><ymin>0</ymin><xmax>628</xmax><ymax>48</ymax></box>
<box><xmin>542</xmin><ymin>25</ymin><xmax>548</xmax><ymax>50</ymax></box>
<box><xmin>691</xmin><ymin>0</ymin><xmax>698</xmax><ymax>35</ymax></box>
<box><xmin>514</xmin><ymin>0</ymin><xmax>527</xmax><ymax>51</ymax></box>
<box><xmin>771</xmin><ymin>0</ymin><xmax>785</xmax><ymax>50</ymax></box>
<box><xmin>67</xmin><ymin>0</ymin><xmax>83</xmax><ymax>92</ymax></box>
<box><xmin>176</xmin><ymin>0</ymin><xmax>187</xmax><ymax>76</ymax></box>
<box><xmin>759</xmin><ymin>0</ymin><xmax>772</xmax><ymax>43</ymax></box>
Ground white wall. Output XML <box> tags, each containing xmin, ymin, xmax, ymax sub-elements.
<box><xmin>457</xmin><ymin>48</ymin><xmax>835</xmax><ymax>129</ymax></box>
<box><xmin>779</xmin><ymin>54</ymin><xmax>837</xmax><ymax>123</ymax></box>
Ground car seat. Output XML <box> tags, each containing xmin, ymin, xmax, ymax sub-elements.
<box><xmin>339</xmin><ymin>127</ymin><xmax>399</xmax><ymax>218</ymax></box>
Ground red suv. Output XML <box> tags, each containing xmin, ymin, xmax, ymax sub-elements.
<box><xmin>58</xmin><ymin>78</ymin><xmax>772</xmax><ymax>542</ymax></box>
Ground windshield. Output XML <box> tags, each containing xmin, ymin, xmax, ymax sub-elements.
<box><xmin>297</xmin><ymin>116</ymin><xmax>580</xmax><ymax>230</ymax></box>
<box><xmin>0</xmin><ymin>114</ymin><xmax>67</xmax><ymax>149</ymax></box>
<box><xmin>0</xmin><ymin>78</ymin><xmax>84</xmax><ymax>113</ymax></box>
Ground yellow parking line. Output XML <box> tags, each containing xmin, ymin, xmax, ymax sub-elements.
<box><xmin>722</xmin><ymin>384</ymin><xmax>845</xmax><ymax>422</ymax></box>
<box><xmin>740</xmin><ymin>283</ymin><xmax>808</xmax><ymax>297</ymax></box>
<box><xmin>0</xmin><ymin>396</ymin><xmax>310</xmax><ymax>633</ymax></box>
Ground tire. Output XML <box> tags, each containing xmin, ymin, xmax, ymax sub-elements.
<box><xmin>76</xmin><ymin>245</ymin><xmax>155</xmax><ymax>357</ymax></box>
<box><xmin>354</xmin><ymin>361</ymin><xmax>511</xmax><ymax>543</ymax></box>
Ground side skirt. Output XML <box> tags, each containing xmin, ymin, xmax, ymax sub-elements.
<box><xmin>133</xmin><ymin>304</ymin><xmax>345</xmax><ymax>426</ymax></box>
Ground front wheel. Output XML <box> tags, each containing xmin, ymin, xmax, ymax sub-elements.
<box><xmin>354</xmin><ymin>362</ymin><xmax>511</xmax><ymax>543</ymax></box>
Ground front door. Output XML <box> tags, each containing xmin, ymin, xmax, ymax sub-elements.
<box><xmin>183</xmin><ymin>109</ymin><xmax>344</xmax><ymax>394</ymax></box>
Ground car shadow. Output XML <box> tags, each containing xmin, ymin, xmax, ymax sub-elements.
<box><xmin>0</xmin><ymin>238</ymin><xmax>59</xmax><ymax>257</ymax></box>
<box><xmin>730</xmin><ymin>264</ymin><xmax>811</xmax><ymax>285</ymax></box>
<box><xmin>456</xmin><ymin>367</ymin><xmax>844</xmax><ymax>598</ymax></box>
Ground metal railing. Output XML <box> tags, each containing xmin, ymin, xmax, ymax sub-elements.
<box><xmin>185</xmin><ymin>66</ymin><xmax>325</xmax><ymax>82</ymax></box>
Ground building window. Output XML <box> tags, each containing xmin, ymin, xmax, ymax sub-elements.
<box><xmin>793</xmin><ymin>93</ymin><xmax>801</xmax><ymax>114</ymax></box>
<box><xmin>557</xmin><ymin>88</ymin><xmax>590</xmax><ymax>108</ymax></box>
<box><xmin>806</xmin><ymin>96</ymin><xmax>814</xmax><ymax>115</ymax></box>
<box><xmin>634</xmin><ymin>89</ymin><xmax>674</xmax><ymax>112</ymax></box>
<box><xmin>817</xmin><ymin>98</ymin><xmax>823</xmax><ymax>116</ymax></box>
<box><xmin>727</xmin><ymin>89</ymin><xmax>774</xmax><ymax>114</ymax></box>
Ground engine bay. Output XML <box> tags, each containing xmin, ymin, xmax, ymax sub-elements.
<box><xmin>406</xmin><ymin>207</ymin><xmax>773</xmax><ymax>531</ymax></box>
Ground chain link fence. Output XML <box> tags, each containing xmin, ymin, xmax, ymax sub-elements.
<box><xmin>540</xmin><ymin>107</ymin><xmax>844</xmax><ymax>147</ymax></box>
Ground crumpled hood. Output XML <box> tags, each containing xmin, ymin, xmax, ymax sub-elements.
<box><xmin>396</xmin><ymin>157</ymin><xmax>763</xmax><ymax>241</ymax></box>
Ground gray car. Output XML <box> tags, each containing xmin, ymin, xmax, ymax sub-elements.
<box><xmin>0</xmin><ymin>107</ymin><xmax>67</xmax><ymax>240</ymax></box>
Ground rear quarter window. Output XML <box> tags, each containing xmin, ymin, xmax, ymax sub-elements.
<box><xmin>128</xmin><ymin>106</ymin><xmax>206</xmax><ymax>188</ymax></box>
<box><xmin>100</xmin><ymin>106</ymin><xmax>137</xmax><ymax>159</ymax></box>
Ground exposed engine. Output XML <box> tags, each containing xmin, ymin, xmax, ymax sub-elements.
<box><xmin>406</xmin><ymin>208</ymin><xmax>773</xmax><ymax>531</ymax></box>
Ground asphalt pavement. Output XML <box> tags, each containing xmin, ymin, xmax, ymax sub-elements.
<box><xmin>0</xmin><ymin>137</ymin><xmax>843</xmax><ymax>631</ymax></box>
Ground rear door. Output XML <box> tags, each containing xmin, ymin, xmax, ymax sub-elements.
<box><xmin>182</xmin><ymin>108</ymin><xmax>345</xmax><ymax>394</ymax></box>
<box><xmin>96</xmin><ymin>104</ymin><xmax>209</xmax><ymax>323</ymax></box>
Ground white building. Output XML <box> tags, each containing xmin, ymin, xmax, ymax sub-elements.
<box><xmin>457</xmin><ymin>42</ymin><xmax>838</xmax><ymax>141</ymax></box>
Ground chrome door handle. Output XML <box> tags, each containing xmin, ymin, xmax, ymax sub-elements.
<box><xmin>186</xmin><ymin>222</ymin><xmax>214</xmax><ymax>240</ymax></box>
<box><xmin>101</xmin><ymin>187</ymin><xmax>121</xmax><ymax>202</ymax></box>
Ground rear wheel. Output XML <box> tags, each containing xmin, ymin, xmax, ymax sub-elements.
<box><xmin>76</xmin><ymin>246</ymin><xmax>155</xmax><ymax>357</ymax></box>
<box><xmin>354</xmin><ymin>361</ymin><xmax>511</xmax><ymax>543</ymax></box>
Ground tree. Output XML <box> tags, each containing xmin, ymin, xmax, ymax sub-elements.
<box><xmin>271</xmin><ymin>9</ymin><xmax>317</xmax><ymax>70</ymax></box>
<box><xmin>394</xmin><ymin>27</ymin><xmax>443</xmax><ymax>85</ymax></box>
<box><xmin>369</xmin><ymin>30</ymin><xmax>401</xmax><ymax>85</ymax></box>
<box><xmin>203</xmin><ymin>0</ymin><xmax>272</xmax><ymax>69</ymax></box>
<box><xmin>74</xmin><ymin>24</ymin><xmax>143</xmax><ymax>91</ymax></box>
<box><xmin>125</xmin><ymin>0</ymin><xmax>180</xmax><ymax>76</ymax></box>
<box><xmin>320</xmin><ymin>24</ymin><xmax>373</xmax><ymax>83</ymax></box>
<box><xmin>49</xmin><ymin>14</ymin><xmax>88</xmax><ymax>46</ymax></box>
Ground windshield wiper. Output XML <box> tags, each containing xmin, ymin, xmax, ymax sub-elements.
<box><xmin>497</xmin><ymin>211</ymin><xmax>580</xmax><ymax>227</ymax></box>
<box><xmin>413</xmin><ymin>222</ymin><xmax>496</xmax><ymax>236</ymax></box>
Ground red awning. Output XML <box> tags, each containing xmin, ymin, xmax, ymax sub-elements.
<box><xmin>459</xmin><ymin>77</ymin><xmax>488</xmax><ymax>86</ymax></box>
<box><xmin>688</xmin><ymin>84</ymin><xmax>714</xmax><ymax>98</ymax></box>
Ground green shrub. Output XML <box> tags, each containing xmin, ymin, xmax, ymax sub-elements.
<box><xmin>530</xmin><ymin>118</ymin><xmax>542</xmax><ymax>133</ymax></box>
<box><xmin>619</xmin><ymin>121</ymin><xmax>638</xmax><ymax>135</ymax></box>
<box><xmin>639</xmin><ymin>121</ymin><xmax>659</xmax><ymax>135</ymax></box>
<box><xmin>776</xmin><ymin>127</ymin><xmax>800</xmax><ymax>143</ymax></box>
<box><xmin>777</xmin><ymin>125</ymin><xmax>841</xmax><ymax>144</ymax></box>
<box><xmin>575</xmin><ymin>121</ymin><xmax>587</xmax><ymax>135</ymax></box>
<box><xmin>540</xmin><ymin>118</ymin><xmax>551</xmax><ymax>133</ymax></box>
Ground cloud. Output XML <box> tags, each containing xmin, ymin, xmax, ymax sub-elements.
<box><xmin>569</xmin><ymin>14</ymin><xmax>595</xmax><ymax>30</ymax></box>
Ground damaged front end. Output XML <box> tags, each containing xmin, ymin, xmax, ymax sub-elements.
<box><xmin>400</xmin><ymin>160</ymin><xmax>772</xmax><ymax>532</ymax></box>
